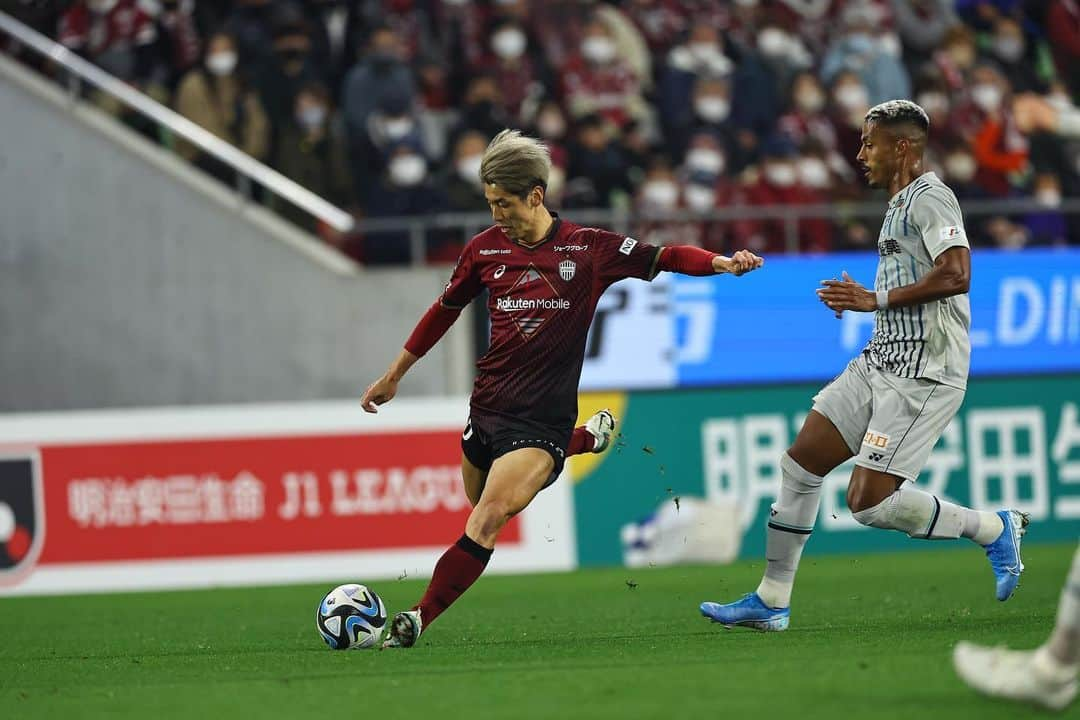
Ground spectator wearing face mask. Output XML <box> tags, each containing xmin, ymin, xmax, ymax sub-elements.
<box><xmin>362</xmin><ymin>142</ymin><xmax>445</xmax><ymax>265</ymax></box>
<box><xmin>475</xmin><ymin>19</ymin><xmax>553</xmax><ymax>126</ymax></box>
<box><xmin>270</xmin><ymin>83</ymin><xmax>354</xmax><ymax>238</ymax></box>
<box><xmin>962</xmin><ymin>64</ymin><xmax>1030</xmax><ymax>196</ymax></box>
<box><xmin>350</xmin><ymin>88</ymin><xmax>424</xmax><ymax>211</ymax></box>
<box><xmin>987</xmin><ymin>17</ymin><xmax>1044</xmax><ymax>93</ymax></box>
<box><xmin>1022</xmin><ymin>172</ymin><xmax>1069</xmax><ymax>246</ymax></box>
<box><xmin>174</xmin><ymin>30</ymin><xmax>269</xmax><ymax>184</ymax></box>
<box><xmin>658</xmin><ymin>25</ymin><xmax>735</xmax><ymax>149</ymax></box>
<box><xmin>777</xmin><ymin>72</ymin><xmax>840</xmax><ymax>157</ymax></box>
<box><xmin>662</xmin><ymin>74</ymin><xmax>735</xmax><ymax>163</ymax></box>
<box><xmin>828</xmin><ymin>71</ymin><xmax>871</xmax><ymax>175</ymax></box>
<box><xmin>443</xmin><ymin>130</ymin><xmax>490</xmax><ymax>214</ymax></box>
<box><xmin>733</xmin><ymin>136</ymin><xmax>831</xmax><ymax>254</ymax></box>
<box><xmin>633</xmin><ymin>157</ymin><xmax>703</xmax><ymax>249</ymax></box>
<box><xmin>913</xmin><ymin>78</ymin><xmax>961</xmax><ymax>152</ymax></box>
<box><xmin>753</xmin><ymin>21</ymin><xmax>815</xmax><ymax>100</ymax></box>
<box><xmin>679</xmin><ymin>133</ymin><xmax>745</xmax><ymax>253</ymax></box>
<box><xmin>820</xmin><ymin>2</ymin><xmax>911</xmax><ymax>105</ymax></box>
<box><xmin>561</xmin><ymin>16</ymin><xmax>649</xmax><ymax>130</ymax></box>
<box><xmin>939</xmin><ymin>143</ymin><xmax>990</xmax><ymax>202</ymax></box>
<box><xmin>341</xmin><ymin>25</ymin><xmax>416</xmax><ymax>152</ymax></box>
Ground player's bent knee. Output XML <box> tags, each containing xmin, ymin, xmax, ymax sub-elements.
<box><xmin>846</xmin><ymin>468</ymin><xmax>901</xmax><ymax>513</ymax></box>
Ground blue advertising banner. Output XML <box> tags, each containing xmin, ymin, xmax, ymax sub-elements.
<box><xmin>579</xmin><ymin>248</ymin><xmax>1080</xmax><ymax>390</ymax></box>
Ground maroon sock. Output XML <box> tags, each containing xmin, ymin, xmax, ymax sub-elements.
<box><xmin>414</xmin><ymin>534</ymin><xmax>492</xmax><ymax>627</ymax></box>
<box><xmin>566</xmin><ymin>426</ymin><xmax>595</xmax><ymax>456</ymax></box>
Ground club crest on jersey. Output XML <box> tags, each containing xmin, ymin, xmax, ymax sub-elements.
<box><xmin>493</xmin><ymin>264</ymin><xmax>506</xmax><ymax>279</ymax></box>
<box><xmin>559</xmin><ymin>259</ymin><xmax>576</xmax><ymax>281</ymax></box>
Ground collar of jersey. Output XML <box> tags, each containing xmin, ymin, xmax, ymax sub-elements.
<box><xmin>889</xmin><ymin>171</ymin><xmax>936</xmax><ymax>207</ymax></box>
<box><xmin>509</xmin><ymin>213</ymin><xmax>562</xmax><ymax>251</ymax></box>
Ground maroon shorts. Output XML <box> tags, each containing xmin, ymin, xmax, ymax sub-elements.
<box><xmin>460</xmin><ymin>411</ymin><xmax>571</xmax><ymax>488</ymax></box>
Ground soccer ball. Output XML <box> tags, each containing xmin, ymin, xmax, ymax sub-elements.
<box><xmin>316</xmin><ymin>583</ymin><xmax>387</xmax><ymax>650</ymax></box>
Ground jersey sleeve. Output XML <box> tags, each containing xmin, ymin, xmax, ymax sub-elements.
<box><xmin>592</xmin><ymin>229</ymin><xmax>663</xmax><ymax>285</ymax></box>
<box><xmin>911</xmin><ymin>187</ymin><xmax>970</xmax><ymax>260</ymax></box>
<box><xmin>440</xmin><ymin>243</ymin><xmax>483</xmax><ymax>309</ymax></box>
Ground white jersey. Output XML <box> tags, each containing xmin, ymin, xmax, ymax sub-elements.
<box><xmin>865</xmin><ymin>171</ymin><xmax>971</xmax><ymax>390</ymax></box>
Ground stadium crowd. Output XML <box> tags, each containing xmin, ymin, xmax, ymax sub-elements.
<box><xmin>5</xmin><ymin>0</ymin><xmax>1078</xmax><ymax>263</ymax></box>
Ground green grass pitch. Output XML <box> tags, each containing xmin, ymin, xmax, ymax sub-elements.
<box><xmin>1</xmin><ymin>543</ymin><xmax>1073</xmax><ymax>719</ymax></box>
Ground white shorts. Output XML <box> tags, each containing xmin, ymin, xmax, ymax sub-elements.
<box><xmin>811</xmin><ymin>354</ymin><xmax>964</xmax><ymax>481</ymax></box>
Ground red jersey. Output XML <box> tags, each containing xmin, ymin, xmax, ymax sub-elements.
<box><xmin>441</xmin><ymin>216</ymin><xmax>660</xmax><ymax>429</ymax></box>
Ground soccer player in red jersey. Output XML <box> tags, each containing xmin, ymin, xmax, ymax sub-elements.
<box><xmin>361</xmin><ymin>129</ymin><xmax>763</xmax><ymax>648</ymax></box>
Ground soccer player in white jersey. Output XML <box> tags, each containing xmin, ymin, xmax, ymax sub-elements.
<box><xmin>700</xmin><ymin>99</ymin><xmax>1028</xmax><ymax>631</ymax></box>
<box><xmin>949</xmin><ymin>94</ymin><xmax>1080</xmax><ymax>714</ymax></box>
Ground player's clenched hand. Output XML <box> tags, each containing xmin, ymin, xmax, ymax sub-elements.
<box><xmin>361</xmin><ymin>375</ymin><xmax>398</xmax><ymax>414</ymax></box>
<box><xmin>816</xmin><ymin>271</ymin><xmax>876</xmax><ymax>317</ymax></box>
<box><xmin>723</xmin><ymin>249</ymin><xmax>765</xmax><ymax>276</ymax></box>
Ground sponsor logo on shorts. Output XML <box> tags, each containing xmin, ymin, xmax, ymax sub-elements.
<box><xmin>867</xmin><ymin>452</ymin><xmax>884</xmax><ymax>462</ymax></box>
<box><xmin>863</xmin><ymin>430</ymin><xmax>890</xmax><ymax>449</ymax></box>
<box><xmin>618</xmin><ymin>237</ymin><xmax>638</xmax><ymax>256</ymax></box>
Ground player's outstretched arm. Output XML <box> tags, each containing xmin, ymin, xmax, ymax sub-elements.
<box><xmin>816</xmin><ymin>246</ymin><xmax>970</xmax><ymax>316</ymax></box>
<box><xmin>656</xmin><ymin>246</ymin><xmax>764</xmax><ymax>277</ymax></box>
<box><xmin>361</xmin><ymin>349</ymin><xmax>419</xmax><ymax>413</ymax></box>
<box><xmin>361</xmin><ymin>299</ymin><xmax>466</xmax><ymax>413</ymax></box>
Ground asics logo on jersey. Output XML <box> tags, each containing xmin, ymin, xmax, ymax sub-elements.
<box><xmin>493</xmin><ymin>265</ymin><xmax>506</xmax><ymax>279</ymax></box>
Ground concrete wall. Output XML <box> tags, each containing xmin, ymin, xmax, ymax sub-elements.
<box><xmin>0</xmin><ymin>55</ymin><xmax>471</xmax><ymax>411</ymax></box>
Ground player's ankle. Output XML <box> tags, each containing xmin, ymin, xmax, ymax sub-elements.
<box><xmin>756</xmin><ymin>576</ymin><xmax>792</xmax><ymax>609</ymax></box>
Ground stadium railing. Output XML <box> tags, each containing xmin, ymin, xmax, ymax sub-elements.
<box><xmin>0</xmin><ymin>10</ymin><xmax>354</xmax><ymax>235</ymax></box>
<box><xmin>359</xmin><ymin>198</ymin><xmax>1080</xmax><ymax>264</ymax></box>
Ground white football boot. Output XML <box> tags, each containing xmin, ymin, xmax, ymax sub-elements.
<box><xmin>953</xmin><ymin>642</ymin><xmax>1078</xmax><ymax>711</ymax></box>
<box><xmin>585</xmin><ymin>409</ymin><xmax>616</xmax><ymax>453</ymax></box>
<box><xmin>381</xmin><ymin>609</ymin><xmax>423</xmax><ymax>649</ymax></box>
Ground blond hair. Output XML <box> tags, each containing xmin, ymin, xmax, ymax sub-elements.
<box><xmin>479</xmin><ymin>129</ymin><xmax>551</xmax><ymax>198</ymax></box>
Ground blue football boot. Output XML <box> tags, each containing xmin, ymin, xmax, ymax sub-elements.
<box><xmin>700</xmin><ymin>592</ymin><xmax>790</xmax><ymax>631</ymax></box>
<box><xmin>984</xmin><ymin>510</ymin><xmax>1030</xmax><ymax>602</ymax></box>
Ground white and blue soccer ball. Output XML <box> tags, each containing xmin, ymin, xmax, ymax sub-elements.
<box><xmin>316</xmin><ymin>583</ymin><xmax>387</xmax><ymax>650</ymax></box>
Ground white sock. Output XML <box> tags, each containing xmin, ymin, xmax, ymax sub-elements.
<box><xmin>852</xmin><ymin>483</ymin><xmax>1003</xmax><ymax>544</ymax></box>
<box><xmin>756</xmin><ymin>453</ymin><xmax>823</xmax><ymax>609</ymax></box>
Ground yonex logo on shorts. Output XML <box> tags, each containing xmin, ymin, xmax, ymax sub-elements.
<box><xmin>863</xmin><ymin>431</ymin><xmax>890</xmax><ymax>449</ymax></box>
<box><xmin>868</xmin><ymin>452</ymin><xmax>884</xmax><ymax>462</ymax></box>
